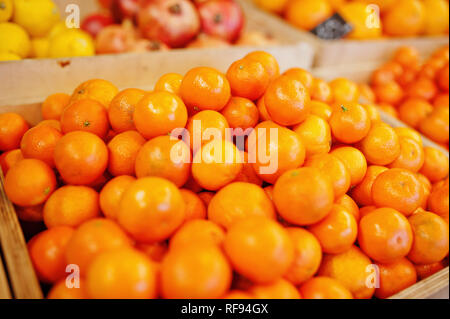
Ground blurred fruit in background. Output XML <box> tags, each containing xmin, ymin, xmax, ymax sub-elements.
<box><xmin>254</xmin><ymin>0</ymin><xmax>449</xmax><ymax>39</ymax></box>
<box><xmin>0</xmin><ymin>0</ymin><xmax>275</xmax><ymax>61</ymax></box>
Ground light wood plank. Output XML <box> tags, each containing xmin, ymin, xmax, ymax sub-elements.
<box><xmin>0</xmin><ymin>254</ymin><xmax>12</xmax><ymax>299</ymax></box>
<box><xmin>390</xmin><ymin>268</ymin><xmax>449</xmax><ymax>299</ymax></box>
<box><xmin>0</xmin><ymin>171</ymin><xmax>43</xmax><ymax>299</ymax></box>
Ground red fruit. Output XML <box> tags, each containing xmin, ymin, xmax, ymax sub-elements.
<box><xmin>95</xmin><ymin>24</ymin><xmax>135</xmax><ymax>54</ymax></box>
<box><xmin>81</xmin><ymin>13</ymin><xmax>114</xmax><ymax>38</ymax></box>
<box><xmin>98</xmin><ymin>0</ymin><xmax>113</xmax><ymax>9</ymax></box>
<box><xmin>110</xmin><ymin>0</ymin><xmax>139</xmax><ymax>23</ymax></box>
<box><xmin>198</xmin><ymin>0</ymin><xmax>245</xmax><ymax>43</ymax></box>
<box><xmin>138</xmin><ymin>0</ymin><xmax>201</xmax><ymax>48</ymax></box>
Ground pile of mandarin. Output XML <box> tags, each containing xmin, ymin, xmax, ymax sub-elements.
<box><xmin>370</xmin><ymin>45</ymin><xmax>449</xmax><ymax>149</ymax></box>
<box><xmin>0</xmin><ymin>50</ymin><xmax>448</xmax><ymax>299</ymax></box>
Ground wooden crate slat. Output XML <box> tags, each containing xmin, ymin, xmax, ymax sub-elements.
<box><xmin>0</xmin><ymin>254</ymin><xmax>12</xmax><ymax>299</ymax></box>
<box><xmin>390</xmin><ymin>268</ymin><xmax>449</xmax><ymax>299</ymax></box>
<box><xmin>0</xmin><ymin>171</ymin><xmax>43</xmax><ymax>299</ymax></box>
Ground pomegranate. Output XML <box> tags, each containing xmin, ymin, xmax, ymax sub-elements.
<box><xmin>95</xmin><ymin>24</ymin><xmax>136</xmax><ymax>54</ymax></box>
<box><xmin>137</xmin><ymin>0</ymin><xmax>201</xmax><ymax>48</ymax></box>
<box><xmin>110</xmin><ymin>0</ymin><xmax>139</xmax><ymax>23</ymax></box>
<box><xmin>81</xmin><ymin>13</ymin><xmax>115</xmax><ymax>38</ymax></box>
<box><xmin>198</xmin><ymin>0</ymin><xmax>244</xmax><ymax>43</ymax></box>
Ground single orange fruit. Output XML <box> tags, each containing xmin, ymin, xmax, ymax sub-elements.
<box><xmin>180</xmin><ymin>67</ymin><xmax>231</xmax><ymax>112</ymax></box>
<box><xmin>107</xmin><ymin>130</ymin><xmax>146</xmax><ymax>177</ymax></box>
<box><xmin>179</xmin><ymin>189</ymin><xmax>207</xmax><ymax>222</ymax></box>
<box><xmin>358</xmin><ymin>122</ymin><xmax>401</xmax><ymax>166</ymax></box>
<box><xmin>134</xmin><ymin>91</ymin><xmax>188</xmax><ymax>139</ymax></box>
<box><xmin>161</xmin><ymin>244</ymin><xmax>232</xmax><ymax>299</ymax></box>
<box><xmin>293</xmin><ymin>115</ymin><xmax>332</xmax><ymax>158</ymax></box>
<box><xmin>309</xmin><ymin>204</ymin><xmax>358</xmax><ymax>254</ymax></box>
<box><xmin>226</xmin><ymin>58</ymin><xmax>270</xmax><ymax>101</ymax></box>
<box><xmin>86</xmin><ymin>248</ymin><xmax>157</xmax><ymax>299</ymax></box>
<box><xmin>0</xmin><ymin>112</ymin><xmax>29</xmax><ymax>151</ymax></box>
<box><xmin>20</xmin><ymin>125</ymin><xmax>62</xmax><ymax>168</ymax></box>
<box><xmin>169</xmin><ymin>219</ymin><xmax>225</xmax><ymax>251</ymax></box>
<box><xmin>192</xmin><ymin>139</ymin><xmax>242</xmax><ymax>191</ymax></box>
<box><xmin>208</xmin><ymin>182</ymin><xmax>276</xmax><ymax>229</ymax></box>
<box><xmin>318</xmin><ymin>246</ymin><xmax>375</xmax><ymax>299</ymax></box>
<box><xmin>358</xmin><ymin>207</ymin><xmax>413</xmax><ymax>263</ymax></box>
<box><xmin>305</xmin><ymin>153</ymin><xmax>351</xmax><ymax>198</ymax></box>
<box><xmin>221</xmin><ymin>97</ymin><xmax>259</xmax><ymax>135</ymax></box>
<box><xmin>285</xmin><ymin>0</ymin><xmax>333</xmax><ymax>30</ymax></box>
<box><xmin>54</xmin><ymin>131</ymin><xmax>108</xmax><ymax>185</ymax></box>
<box><xmin>331</xmin><ymin>146</ymin><xmax>368</xmax><ymax>186</ymax></box>
<box><xmin>283</xmin><ymin>68</ymin><xmax>314</xmax><ymax>90</ymax></box>
<box><xmin>224</xmin><ymin>217</ymin><xmax>294</xmax><ymax>284</ymax></box>
<box><xmin>154</xmin><ymin>73</ymin><xmax>183</xmax><ymax>95</ymax></box>
<box><xmin>248</xmin><ymin>121</ymin><xmax>305</xmax><ymax>184</ymax></box>
<box><xmin>419</xmin><ymin>106</ymin><xmax>449</xmax><ymax>144</ymax></box>
<box><xmin>299</xmin><ymin>277</ymin><xmax>353</xmax><ymax>299</ymax></box>
<box><xmin>273</xmin><ymin>167</ymin><xmax>334</xmax><ymax>226</ymax></box>
<box><xmin>244</xmin><ymin>51</ymin><xmax>280</xmax><ymax>81</ymax></box>
<box><xmin>4</xmin><ymin>159</ymin><xmax>56</xmax><ymax>207</ymax></box>
<box><xmin>373</xmin><ymin>81</ymin><xmax>404</xmax><ymax>106</ymax></box>
<box><xmin>99</xmin><ymin>175</ymin><xmax>136</xmax><ymax>221</ymax></box>
<box><xmin>249</xmin><ymin>279</ymin><xmax>301</xmax><ymax>299</ymax></box>
<box><xmin>28</xmin><ymin>226</ymin><xmax>74</xmax><ymax>284</ymax></box>
<box><xmin>0</xmin><ymin>149</ymin><xmax>23</xmax><ymax>175</ymax></box>
<box><xmin>330</xmin><ymin>103</ymin><xmax>371</xmax><ymax>144</ymax></box>
<box><xmin>264</xmin><ymin>75</ymin><xmax>311</xmax><ymax>126</ymax></box>
<box><xmin>70</xmin><ymin>79</ymin><xmax>118</xmax><ymax>109</ymax></box>
<box><xmin>308</xmin><ymin>100</ymin><xmax>333</xmax><ymax>121</ymax></box>
<box><xmin>406</xmin><ymin>77</ymin><xmax>438</xmax><ymax>101</ymax></box>
<box><xmin>382</xmin><ymin>0</ymin><xmax>425</xmax><ymax>37</ymax></box>
<box><xmin>108</xmin><ymin>88</ymin><xmax>146</xmax><ymax>133</ymax></box>
<box><xmin>41</xmin><ymin>93</ymin><xmax>70</xmax><ymax>120</ymax></box>
<box><xmin>375</xmin><ymin>258</ymin><xmax>417</xmax><ymax>299</ymax></box>
<box><xmin>351</xmin><ymin>165</ymin><xmax>389</xmax><ymax>207</ymax></box>
<box><xmin>388</xmin><ymin>137</ymin><xmax>425</xmax><ymax>172</ymax></box>
<box><xmin>65</xmin><ymin>218</ymin><xmax>132</xmax><ymax>275</ymax></box>
<box><xmin>398</xmin><ymin>98</ymin><xmax>433</xmax><ymax>129</ymax></box>
<box><xmin>394</xmin><ymin>46</ymin><xmax>420</xmax><ymax>70</ymax></box>
<box><xmin>310</xmin><ymin>78</ymin><xmax>332</xmax><ymax>103</ymax></box>
<box><xmin>330</xmin><ymin>78</ymin><xmax>360</xmax><ymax>104</ymax></box>
<box><xmin>118</xmin><ymin>177</ymin><xmax>186</xmax><ymax>243</ymax></box>
<box><xmin>43</xmin><ymin>185</ymin><xmax>101</xmax><ymax>228</ymax></box>
<box><xmin>283</xmin><ymin>227</ymin><xmax>322</xmax><ymax>285</ymax></box>
<box><xmin>186</xmin><ymin>110</ymin><xmax>230</xmax><ymax>151</ymax></box>
<box><xmin>61</xmin><ymin>98</ymin><xmax>110</xmax><ymax>139</ymax></box>
<box><xmin>419</xmin><ymin>147</ymin><xmax>449</xmax><ymax>183</ymax></box>
<box><xmin>408</xmin><ymin>210</ymin><xmax>449</xmax><ymax>264</ymax></box>
<box><xmin>372</xmin><ymin>168</ymin><xmax>424</xmax><ymax>216</ymax></box>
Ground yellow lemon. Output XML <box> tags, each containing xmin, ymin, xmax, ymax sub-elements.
<box><xmin>48</xmin><ymin>21</ymin><xmax>69</xmax><ymax>39</ymax></box>
<box><xmin>253</xmin><ymin>0</ymin><xmax>289</xmax><ymax>13</ymax></box>
<box><xmin>30</xmin><ymin>37</ymin><xmax>50</xmax><ymax>58</ymax></box>
<box><xmin>48</xmin><ymin>28</ymin><xmax>95</xmax><ymax>58</ymax></box>
<box><xmin>13</xmin><ymin>0</ymin><xmax>60</xmax><ymax>37</ymax></box>
<box><xmin>0</xmin><ymin>52</ymin><xmax>21</xmax><ymax>61</ymax></box>
<box><xmin>339</xmin><ymin>2</ymin><xmax>383</xmax><ymax>39</ymax></box>
<box><xmin>0</xmin><ymin>22</ymin><xmax>31</xmax><ymax>58</ymax></box>
<box><xmin>422</xmin><ymin>0</ymin><xmax>449</xmax><ymax>35</ymax></box>
<box><xmin>0</xmin><ymin>0</ymin><xmax>13</xmax><ymax>22</ymax></box>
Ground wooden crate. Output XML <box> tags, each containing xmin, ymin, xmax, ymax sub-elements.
<box><xmin>0</xmin><ymin>0</ymin><xmax>315</xmax><ymax>107</ymax></box>
<box><xmin>240</xmin><ymin>0</ymin><xmax>449</xmax><ymax>67</ymax></box>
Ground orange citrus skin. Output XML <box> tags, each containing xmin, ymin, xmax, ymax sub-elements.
<box><xmin>300</xmin><ymin>276</ymin><xmax>353</xmax><ymax>299</ymax></box>
<box><xmin>0</xmin><ymin>113</ymin><xmax>30</xmax><ymax>152</ymax></box>
<box><xmin>375</xmin><ymin>258</ymin><xmax>417</xmax><ymax>299</ymax></box>
<box><xmin>358</xmin><ymin>208</ymin><xmax>413</xmax><ymax>263</ymax></box>
<box><xmin>224</xmin><ymin>217</ymin><xmax>294</xmax><ymax>284</ymax></box>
